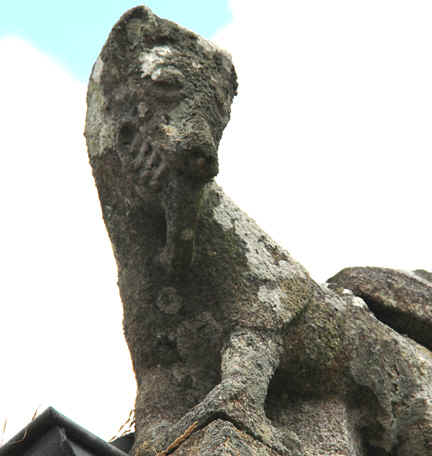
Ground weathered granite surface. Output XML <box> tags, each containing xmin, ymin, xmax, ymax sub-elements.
<box><xmin>173</xmin><ymin>419</ymin><xmax>280</xmax><ymax>456</ymax></box>
<box><xmin>85</xmin><ymin>6</ymin><xmax>432</xmax><ymax>456</ymax></box>
<box><xmin>328</xmin><ymin>267</ymin><xmax>432</xmax><ymax>350</ymax></box>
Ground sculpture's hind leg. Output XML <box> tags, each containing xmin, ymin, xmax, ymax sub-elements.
<box><xmin>133</xmin><ymin>328</ymin><xmax>300</xmax><ymax>456</ymax></box>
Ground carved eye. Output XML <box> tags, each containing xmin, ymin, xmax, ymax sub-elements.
<box><xmin>151</xmin><ymin>66</ymin><xmax>185</xmax><ymax>88</ymax></box>
<box><xmin>190</xmin><ymin>149</ymin><xmax>206</xmax><ymax>168</ymax></box>
<box><xmin>118</xmin><ymin>123</ymin><xmax>136</xmax><ymax>146</ymax></box>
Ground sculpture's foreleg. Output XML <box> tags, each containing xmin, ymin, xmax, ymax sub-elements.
<box><xmin>134</xmin><ymin>329</ymin><xmax>301</xmax><ymax>456</ymax></box>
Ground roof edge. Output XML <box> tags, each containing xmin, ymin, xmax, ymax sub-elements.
<box><xmin>0</xmin><ymin>407</ymin><xmax>128</xmax><ymax>456</ymax></box>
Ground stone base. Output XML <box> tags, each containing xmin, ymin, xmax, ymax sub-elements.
<box><xmin>173</xmin><ymin>419</ymin><xmax>279</xmax><ymax>456</ymax></box>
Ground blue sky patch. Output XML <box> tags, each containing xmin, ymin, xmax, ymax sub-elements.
<box><xmin>0</xmin><ymin>0</ymin><xmax>231</xmax><ymax>81</ymax></box>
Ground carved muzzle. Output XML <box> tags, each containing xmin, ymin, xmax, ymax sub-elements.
<box><xmin>176</xmin><ymin>118</ymin><xmax>219</xmax><ymax>183</ymax></box>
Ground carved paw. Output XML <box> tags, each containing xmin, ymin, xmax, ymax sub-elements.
<box><xmin>133</xmin><ymin>381</ymin><xmax>302</xmax><ymax>456</ymax></box>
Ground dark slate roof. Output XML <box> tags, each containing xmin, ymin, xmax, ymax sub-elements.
<box><xmin>110</xmin><ymin>433</ymin><xmax>134</xmax><ymax>453</ymax></box>
<box><xmin>0</xmin><ymin>407</ymin><xmax>129</xmax><ymax>456</ymax></box>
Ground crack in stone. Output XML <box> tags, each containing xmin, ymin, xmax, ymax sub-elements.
<box><xmin>357</xmin><ymin>293</ymin><xmax>432</xmax><ymax>352</ymax></box>
<box><xmin>160</xmin><ymin>412</ymin><xmax>287</xmax><ymax>456</ymax></box>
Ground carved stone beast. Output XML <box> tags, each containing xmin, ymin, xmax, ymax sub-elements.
<box><xmin>85</xmin><ymin>6</ymin><xmax>432</xmax><ymax>456</ymax></box>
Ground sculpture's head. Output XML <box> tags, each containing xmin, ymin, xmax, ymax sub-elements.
<box><xmin>85</xmin><ymin>6</ymin><xmax>237</xmax><ymax>276</ymax></box>
<box><xmin>86</xmin><ymin>5</ymin><xmax>237</xmax><ymax>202</ymax></box>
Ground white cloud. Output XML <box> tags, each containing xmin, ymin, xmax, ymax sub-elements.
<box><xmin>214</xmin><ymin>0</ymin><xmax>432</xmax><ymax>280</ymax></box>
<box><xmin>0</xmin><ymin>37</ymin><xmax>135</xmax><ymax>442</ymax></box>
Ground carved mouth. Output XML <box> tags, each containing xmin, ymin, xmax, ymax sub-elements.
<box><xmin>183</xmin><ymin>147</ymin><xmax>219</xmax><ymax>182</ymax></box>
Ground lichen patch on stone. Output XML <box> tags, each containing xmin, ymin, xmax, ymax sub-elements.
<box><xmin>161</xmin><ymin>124</ymin><xmax>179</xmax><ymax>138</ymax></box>
<box><xmin>258</xmin><ymin>286</ymin><xmax>292</xmax><ymax>319</ymax></box>
<box><xmin>139</xmin><ymin>46</ymin><xmax>172</xmax><ymax>78</ymax></box>
<box><xmin>85</xmin><ymin>85</ymin><xmax>115</xmax><ymax>158</ymax></box>
<box><xmin>92</xmin><ymin>56</ymin><xmax>104</xmax><ymax>84</ymax></box>
<box><xmin>212</xmin><ymin>196</ymin><xmax>235</xmax><ymax>231</ymax></box>
<box><xmin>211</xmin><ymin>186</ymin><xmax>308</xmax><ymax>328</ymax></box>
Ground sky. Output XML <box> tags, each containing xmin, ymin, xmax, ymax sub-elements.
<box><xmin>0</xmin><ymin>0</ymin><xmax>231</xmax><ymax>81</ymax></box>
<box><xmin>1</xmin><ymin>0</ymin><xmax>431</xmax><ymax>446</ymax></box>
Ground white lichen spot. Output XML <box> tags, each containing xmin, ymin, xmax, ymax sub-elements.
<box><xmin>86</xmin><ymin>87</ymin><xmax>115</xmax><ymax>158</ymax></box>
<box><xmin>404</xmin><ymin>269</ymin><xmax>432</xmax><ymax>288</ymax></box>
<box><xmin>352</xmin><ymin>296</ymin><xmax>368</xmax><ymax>309</ymax></box>
<box><xmin>255</xmin><ymin>284</ymin><xmax>295</xmax><ymax>328</ymax></box>
<box><xmin>161</xmin><ymin>124</ymin><xmax>179</xmax><ymax>138</ymax></box>
<box><xmin>258</xmin><ymin>286</ymin><xmax>289</xmax><ymax>315</ymax></box>
<box><xmin>151</xmin><ymin>66</ymin><xmax>185</xmax><ymax>86</ymax></box>
<box><xmin>139</xmin><ymin>46</ymin><xmax>172</xmax><ymax>78</ymax></box>
<box><xmin>328</xmin><ymin>294</ymin><xmax>348</xmax><ymax>312</ymax></box>
<box><xmin>150</xmin><ymin>67</ymin><xmax>163</xmax><ymax>81</ymax></box>
<box><xmin>212</xmin><ymin>198</ymin><xmax>234</xmax><ymax>231</ymax></box>
<box><xmin>138</xmin><ymin>102</ymin><xmax>148</xmax><ymax>118</ymax></box>
<box><xmin>322</xmin><ymin>285</ymin><xmax>365</xmax><ymax>311</ymax></box>
<box><xmin>92</xmin><ymin>56</ymin><xmax>104</xmax><ymax>84</ymax></box>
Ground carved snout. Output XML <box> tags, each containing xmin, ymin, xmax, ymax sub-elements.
<box><xmin>177</xmin><ymin>120</ymin><xmax>219</xmax><ymax>183</ymax></box>
<box><xmin>186</xmin><ymin>145</ymin><xmax>219</xmax><ymax>182</ymax></box>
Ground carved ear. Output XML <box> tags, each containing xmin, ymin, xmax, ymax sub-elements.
<box><xmin>120</xmin><ymin>5</ymin><xmax>154</xmax><ymax>23</ymax></box>
<box><xmin>112</xmin><ymin>6</ymin><xmax>194</xmax><ymax>48</ymax></box>
<box><xmin>110</xmin><ymin>6</ymin><xmax>160</xmax><ymax>46</ymax></box>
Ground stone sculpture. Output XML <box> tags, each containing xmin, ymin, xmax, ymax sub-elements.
<box><xmin>85</xmin><ymin>6</ymin><xmax>432</xmax><ymax>455</ymax></box>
